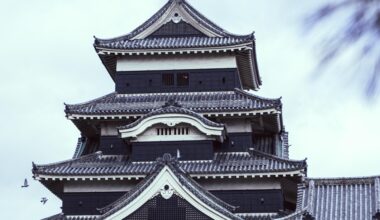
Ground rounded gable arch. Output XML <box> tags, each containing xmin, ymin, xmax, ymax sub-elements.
<box><xmin>118</xmin><ymin>113</ymin><xmax>224</xmax><ymax>140</ymax></box>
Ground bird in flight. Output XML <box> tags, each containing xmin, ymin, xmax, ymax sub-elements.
<box><xmin>41</xmin><ymin>197</ymin><xmax>48</xmax><ymax>205</ymax></box>
<box><xmin>21</xmin><ymin>178</ymin><xmax>29</xmax><ymax>188</ymax></box>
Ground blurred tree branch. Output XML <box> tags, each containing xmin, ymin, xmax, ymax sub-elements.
<box><xmin>307</xmin><ymin>0</ymin><xmax>380</xmax><ymax>99</ymax></box>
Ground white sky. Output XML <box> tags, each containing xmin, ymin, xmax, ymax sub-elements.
<box><xmin>0</xmin><ymin>0</ymin><xmax>379</xmax><ymax>219</ymax></box>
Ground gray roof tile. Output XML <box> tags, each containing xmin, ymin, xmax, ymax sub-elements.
<box><xmin>33</xmin><ymin>150</ymin><xmax>306</xmax><ymax>177</ymax></box>
<box><xmin>42</xmin><ymin>214</ymin><xmax>98</xmax><ymax>220</ymax></box>
<box><xmin>292</xmin><ymin>177</ymin><xmax>380</xmax><ymax>220</ymax></box>
<box><xmin>93</xmin><ymin>0</ymin><xmax>262</xmax><ymax>90</ymax></box>
<box><xmin>98</xmin><ymin>154</ymin><xmax>242</xmax><ymax>220</ymax></box>
<box><xmin>94</xmin><ymin>0</ymin><xmax>253</xmax><ymax>50</ymax></box>
<box><xmin>65</xmin><ymin>89</ymin><xmax>281</xmax><ymax>116</ymax></box>
<box><xmin>96</xmin><ymin>36</ymin><xmax>253</xmax><ymax>50</ymax></box>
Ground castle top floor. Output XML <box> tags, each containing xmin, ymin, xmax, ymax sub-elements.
<box><xmin>94</xmin><ymin>0</ymin><xmax>261</xmax><ymax>93</ymax></box>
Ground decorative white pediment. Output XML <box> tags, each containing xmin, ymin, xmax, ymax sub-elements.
<box><xmin>131</xmin><ymin>1</ymin><xmax>222</xmax><ymax>40</ymax></box>
<box><xmin>129</xmin><ymin>124</ymin><xmax>214</xmax><ymax>142</ymax></box>
<box><xmin>119</xmin><ymin>113</ymin><xmax>224</xmax><ymax>141</ymax></box>
<box><xmin>105</xmin><ymin>165</ymin><xmax>233</xmax><ymax>220</ymax></box>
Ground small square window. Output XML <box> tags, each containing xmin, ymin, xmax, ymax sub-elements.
<box><xmin>177</xmin><ymin>73</ymin><xmax>189</xmax><ymax>86</ymax></box>
<box><xmin>162</xmin><ymin>74</ymin><xmax>174</xmax><ymax>86</ymax></box>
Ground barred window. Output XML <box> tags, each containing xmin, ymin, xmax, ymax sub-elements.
<box><xmin>156</xmin><ymin>127</ymin><xmax>190</xmax><ymax>136</ymax></box>
<box><xmin>162</xmin><ymin>73</ymin><xmax>174</xmax><ymax>86</ymax></box>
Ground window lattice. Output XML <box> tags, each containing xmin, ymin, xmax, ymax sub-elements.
<box><xmin>156</xmin><ymin>127</ymin><xmax>190</xmax><ymax>136</ymax></box>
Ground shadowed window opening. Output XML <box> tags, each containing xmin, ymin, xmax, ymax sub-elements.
<box><xmin>156</xmin><ymin>127</ymin><xmax>190</xmax><ymax>136</ymax></box>
<box><xmin>177</xmin><ymin>73</ymin><xmax>189</xmax><ymax>86</ymax></box>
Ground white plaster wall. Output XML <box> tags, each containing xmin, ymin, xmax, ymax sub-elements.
<box><xmin>116</xmin><ymin>54</ymin><xmax>237</xmax><ymax>72</ymax></box>
<box><xmin>223</xmin><ymin>119</ymin><xmax>252</xmax><ymax>133</ymax></box>
<box><xmin>133</xmin><ymin>124</ymin><xmax>213</xmax><ymax>142</ymax></box>
<box><xmin>64</xmin><ymin>180</ymin><xmax>139</xmax><ymax>193</ymax></box>
<box><xmin>101</xmin><ymin>123</ymin><xmax>119</xmax><ymax>136</ymax></box>
<box><xmin>196</xmin><ymin>178</ymin><xmax>281</xmax><ymax>191</ymax></box>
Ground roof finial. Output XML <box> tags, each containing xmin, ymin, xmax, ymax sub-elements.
<box><xmin>157</xmin><ymin>153</ymin><xmax>177</xmax><ymax>165</ymax></box>
<box><xmin>302</xmin><ymin>212</ymin><xmax>315</xmax><ymax>220</ymax></box>
<box><xmin>170</xmin><ymin>0</ymin><xmax>184</xmax><ymax>4</ymax></box>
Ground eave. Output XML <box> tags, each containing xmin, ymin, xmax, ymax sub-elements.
<box><xmin>67</xmin><ymin>108</ymin><xmax>280</xmax><ymax>121</ymax></box>
<box><xmin>95</xmin><ymin>43</ymin><xmax>260</xmax><ymax>90</ymax></box>
<box><xmin>34</xmin><ymin>170</ymin><xmax>306</xmax><ymax>182</ymax></box>
<box><xmin>64</xmin><ymin>89</ymin><xmax>282</xmax><ymax>119</ymax></box>
<box><xmin>33</xmin><ymin>151</ymin><xmax>307</xmax><ymax>182</ymax></box>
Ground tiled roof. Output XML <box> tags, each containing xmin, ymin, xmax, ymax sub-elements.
<box><xmin>42</xmin><ymin>214</ymin><xmax>98</xmax><ymax>220</ymax></box>
<box><xmin>72</xmin><ymin>137</ymin><xmax>86</xmax><ymax>159</ymax></box>
<box><xmin>65</xmin><ymin>89</ymin><xmax>281</xmax><ymax>117</ymax></box>
<box><xmin>281</xmin><ymin>132</ymin><xmax>290</xmax><ymax>159</ymax></box>
<box><xmin>180</xmin><ymin>0</ymin><xmax>245</xmax><ymax>38</ymax></box>
<box><xmin>237</xmin><ymin>213</ymin><xmax>279</xmax><ymax>220</ymax></box>
<box><xmin>119</xmin><ymin>105</ymin><xmax>224</xmax><ymax>130</ymax></box>
<box><xmin>98</xmin><ymin>154</ymin><xmax>242</xmax><ymax>220</ymax></box>
<box><xmin>32</xmin><ymin>150</ymin><xmax>306</xmax><ymax>178</ymax></box>
<box><xmin>93</xmin><ymin>0</ymin><xmax>262</xmax><ymax>90</ymax></box>
<box><xmin>292</xmin><ymin>176</ymin><xmax>380</xmax><ymax>220</ymax></box>
<box><xmin>272</xmin><ymin>209</ymin><xmax>308</xmax><ymax>220</ymax></box>
<box><xmin>95</xmin><ymin>36</ymin><xmax>253</xmax><ymax>50</ymax></box>
<box><xmin>94</xmin><ymin>0</ymin><xmax>252</xmax><ymax>49</ymax></box>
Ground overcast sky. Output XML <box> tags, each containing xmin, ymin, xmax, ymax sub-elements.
<box><xmin>0</xmin><ymin>0</ymin><xmax>379</xmax><ymax>219</ymax></box>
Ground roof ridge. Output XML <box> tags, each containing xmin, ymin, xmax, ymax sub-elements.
<box><xmin>98</xmin><ymin>154</ymin><xmax>242</xmax><ymax>220</ymax></box>
<box><xmin>72</xmin><ymin>137</ymin><xmax>86</xmax><ymax>159</ymax></box>
<box><xmin>250</xmin><ymin>148</ymin><xmax>307</xmax><ymax>165</ymax></box>
<box><xmin>234</xmin><ymin>88</ymin><xmax>281</xmax><ymax>103</ymax></box>
<box><xmin>306</xmin><ymin>175</ymin><xmax>380</xmax><ymax>182</ymax></box>
<box><xmin>181</xmin><ymin>0</ymin><xmax>254</xmax><ymax>38</ymax></box>
<box><xmin>274</xmin><ymin>208</ymin><xmax>309</xmax><ymax>220</ymax></box>
<box><xmin>65</xmin><ymin>92</ymin><xmax>116</xmax><ymax>108</ymax></box>
<box><xmin>168</xmin><ymin>162</ymin><xmax>238</xmax><ymax>212</ymax></box>
<box><xmin>33</xmin><ymin>152</ymin><xmax>102</xmax><ymax>173</ymax></box>
<box><xmin>94</xmin><ymin>1</ymin><xmax>173</xmax><ymax>42</ymax></box>
<box><xmin>94</xmin><ymin>0</ymin><xmax>255</xmax><ymax>44</ymax></box>
<box><xmin>97</xmin><ymin>162</ymin><xmax>162</xmax><ymax>216</ymax></box>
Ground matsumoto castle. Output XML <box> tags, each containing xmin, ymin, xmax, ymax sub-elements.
<box><xmin>33</xmin><ymin>0</ymin><xmax>380</xmax><ymax>219</ymax></box>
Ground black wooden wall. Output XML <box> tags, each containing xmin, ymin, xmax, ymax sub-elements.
<box><xmin>211</xmin><ymin>190</ymin><xmax>284</xmax><ymax>213</ymax></box>
<box><xmin>217</xmin><ymin>132</ymin><xmax>253</xmax><ymax>152</ymax></box>
<box><xmin>131</xmin><ymin>140</ymin><xmax>214</xmax><ymax>161</ymax></box>
<box><xmin>96</xmin><ymin>132</ymin><xmax>275</xmax><ymax>157</ymax></box>
<box><xmin>99</xmin><ymin>136</ymin><xmax>129</xmax><ymax>155</ymax></box>
<box><xmin>115</xmin><ymin>69</ymin><xmax>241</xmax><ymax>93</ymax></box>
<box><xmin>61</xmin><ymin>190</ymin><xmax>284</xmax><ymax>216</ymax></box>
<box><xmin>62</xmin><ymin>192</ymin><xmax>125</xmax><ymax>215</ymax></box>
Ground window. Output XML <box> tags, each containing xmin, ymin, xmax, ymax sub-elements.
<box><xmin>156</xmin><ymin>127</ymin><xmax>190</xmax><ymax>136</ymax></box>
<box><xmin>162</xmin><ymin>73</ymin><xmax>174</xmax><ymax>86</ymax></box>
<box><xmin>177</xmin><ymin>73</ymin><xmax>189</xmax><ymax>86</ymax></box>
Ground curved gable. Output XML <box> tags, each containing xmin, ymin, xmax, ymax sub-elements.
<box><xmin>118</xmin><ymin>106</ymin><xmax>225</xmax><ymax>141</ymax></box>
<box><xmin>100</xmin><ymin>155</ymin><xmax>241</xmax><ymax>220</ymax></box>
<box><xmin>130</xmin><ymin>0</ymin><xmax>225</xmax><ymax>40</ymax></box>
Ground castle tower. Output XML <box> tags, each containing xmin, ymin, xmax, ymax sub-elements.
<box><xmin>33</xmin><ymin>1</ymin><xmax>380</xmax><ymax>219</ymax></box>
